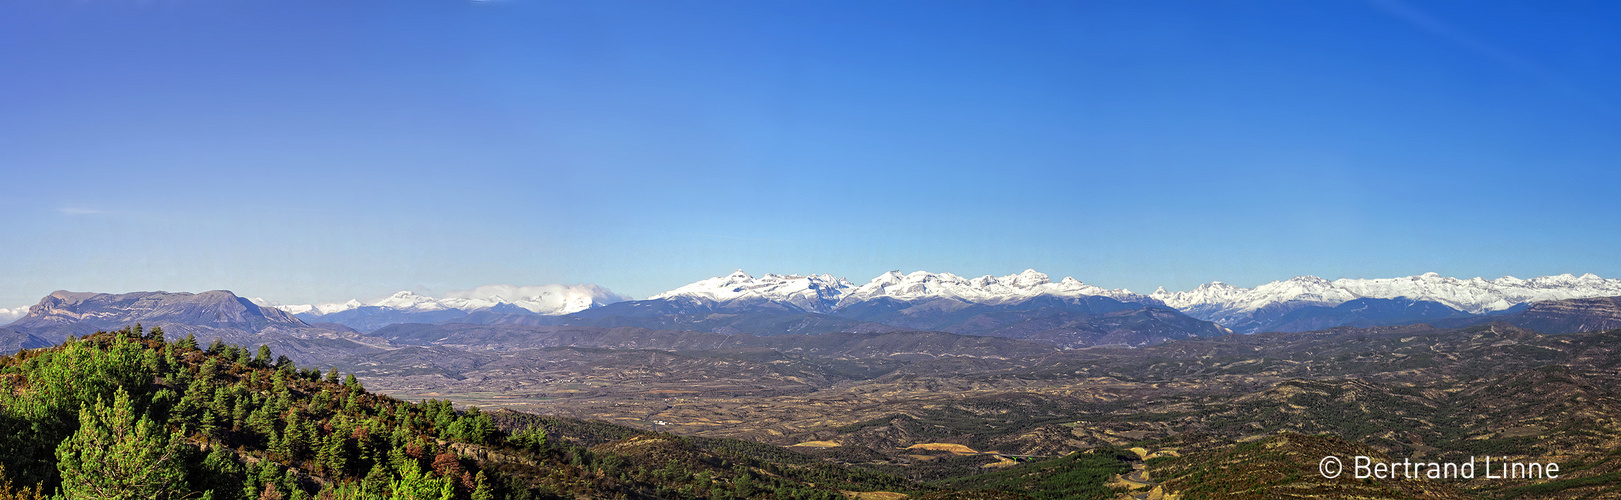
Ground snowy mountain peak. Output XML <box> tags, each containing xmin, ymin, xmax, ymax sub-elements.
<box><xmin>1009</xmin><ymin>269</ymin><xmax>1051</xmax><ymax>287</ymax></box>
<box><xmin>648</xmin><ymin>271</ymin><xmax>854</xmax><ymax>312</ymax></box>
<box><xmin>1199</xmin><ymin>282</ymin><xmax>1238</xmax><ymax>291</ymax></box>
<box><xmin>875</xmin><ymin>270</ymin><xmax>906</xmax><ymax>283</ymax></box>
<box><xmin>376</xmin><ymin>291</ymin><xmax>447</xmax><ymax>311</ymax></box>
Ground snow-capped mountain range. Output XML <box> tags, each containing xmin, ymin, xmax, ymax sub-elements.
<box><xmin>650</xmin><ymin>269</ymin><xmax>1151</xmax><ymax>314</ymax></box>
<box><xmin>637</xmin><ymin>270</ymin><xmax>1621</xmax><ymax>334</ymax></box>
<box><xmin>1148</xmin><ymin>272</ymin><xmax>1621</xmax><ymax>321</ymax></box>
<box><xmin>650</xmin><ymin>272</ymin><xmax>855</xmax><ymax>313</ymax></box>
<box><xmin>63</xmin><ymin>270</ymin><xmax>1614</xmax><ymax>335</ymax></box>
<box><xmin>650</xmin><ymin>269</ymin><xmax>1621</xmax><ymax>314</ymax></box>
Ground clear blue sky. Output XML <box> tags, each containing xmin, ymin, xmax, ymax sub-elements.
<box><xmin>3</xmin><ymin>0</ymin><xmax>1619</xmax><ymax>306</ymax></box>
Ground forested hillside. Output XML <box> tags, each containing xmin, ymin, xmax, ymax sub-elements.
<box><xmin>0</xmin><ymin>326</ymin><xmax>918</xmax><ymax>499</ymax></box>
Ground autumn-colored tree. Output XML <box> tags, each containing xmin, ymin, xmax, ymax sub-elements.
<box><xmin>257</xmin><ymin>482</ymin><xmax>284</xmax><ymax>500</ymax></box>
<box><xmin>430</xmin><ymin>452</ymin><xmax>462</xmax><ymax>481</ymax></box>
<box><xmin>0</xmin><ymin>464</ymin><xmax>46</xmax><ymax>500</ymax></box>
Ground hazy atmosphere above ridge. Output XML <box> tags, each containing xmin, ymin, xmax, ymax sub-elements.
<box><xmin>3</xmin><ymin>0</ymin><xmax>1620</xmax><ymax>307</ymax></box>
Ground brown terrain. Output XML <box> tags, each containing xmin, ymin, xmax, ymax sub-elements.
<box><xmin>334</xmin><ymin>321</ymin><xmax>1621</xmax><ymax>499</ymax></box>
<box><xmin>11</xmin><ymin>290</ymin><xmax>1621</xmax><ymax>498</ymax></box>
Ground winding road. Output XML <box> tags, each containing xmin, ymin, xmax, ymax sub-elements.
<box><xmin>1124</xmin><ymin>463</ymin><xmax>1161</xmax><ymax>500</ymax></box>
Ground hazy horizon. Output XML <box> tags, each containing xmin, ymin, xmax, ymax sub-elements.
<box><xmin>4</xmin><ymin>268</ymin><xmax>1618</xmax><ymax>317</ymax></box>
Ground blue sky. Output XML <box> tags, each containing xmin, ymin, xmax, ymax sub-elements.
<box><xmin>2</xmin><ymin>0</ymin><xmax>1619</xmax><ymax>306</ymax></box>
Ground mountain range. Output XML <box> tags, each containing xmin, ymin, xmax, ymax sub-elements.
<box><xmin>255</xmin><ymin>270</ymin><xmax>1621</xmax><ymax>335</ymax></box>
<box><xmin>7</xmin><ymin>271</ymin><xmax>1621</xmax><ymax>352</ymax></box>
<box><xmin>1149</xmin><ymin>272</ymin><xmax>1621</xmax><ymax>332</ymax></box>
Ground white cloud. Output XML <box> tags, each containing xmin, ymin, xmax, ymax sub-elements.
<box><xmin>443</xmin><ymin>283</ymin><xmax>629</xmax><ymax>302</ymax></box>
<box><xmin>0</xmin><ymin>306</ymin><xmax>28</xmax><ymax>325</ymax></box>
<box><xmin>442</xmin><ymin>283</ymin><xmax>632</xmax><ymax>314</ymax></box>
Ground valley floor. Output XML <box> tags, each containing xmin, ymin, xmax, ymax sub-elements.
<box><xmin>352</xmin><ymin>323</ymin><xmax>1621</xmax><ymax>499</ymax></box>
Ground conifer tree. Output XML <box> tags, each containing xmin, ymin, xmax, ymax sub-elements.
<box><xmin>256</xmin><ymin>345</ymin><xmax>274</xmax><ymax>368</ymax></box>
<box><xmin>470</xmin><ymin>471</ymin><xmax>493</xmax><ymax>500</ymax></box>
<box><xmin>318</xmin><ymin>434</ymin><xmax>349</xmax><ymax>476</ymax></box>
<box><xmin>55</xmin><ymin>387</ymin><xmax>187</xmax><ymax>500</ymax></box>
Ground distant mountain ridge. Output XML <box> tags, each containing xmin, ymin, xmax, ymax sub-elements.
<box><xmin>15</xmin><ymin>270</ymin><xmax>1620</xmax><ymax>341</ymax></box>
<box><xmin>280</xmin><ymin>270</ymin><xmax>1155</xmax><ymax>328</ymax></box>
<box><xmin>636</xmin><ymin>269</ymin><xmax>1621</xmax><ymax>335</ymax></box>
<box><xmin>12</xmin><ymin>290</ymin><xmax>305</xmax><ymax>333</ymax></box>
<box><xmin>649</xmin><ymin>269</ymin><xmax>1154</xmax><ymax>313</ymax></box>
<box><xmin>7</xmin><ymin>284</ymin><xmax>1621</xmax><ymax>372</ymax></box>
<box><xmin>273</xmin><ymin>271</ymin><xmax>1208</xmax><ymax>345</ymax></box>
<box><xmin>1428</xmin><ymin>295</ymin><xmax>1621</xmax><ymax>334</ymax></box>
<box><xmin>267</xmin><ymin>270</ymin><xmax>1621</xmax><ymax>335</ymax></box>
<box><xmin>1254</xmin><ymin>297</ymin><xmax>1478</xmax><ymax>333</ymax></box>
<box><xmin>1150</xmin><ymin>272</ymin><xmax>1621</xmax><ymax>333</ymax></box>
<box><xmin>562</xmin><ymin>293</ymin><xmax>1226</xmax><ymax>347</ymax></box>
<box><xmin>1</xmin><ymin>290</ymin><xmax>378</xmax><ymax>363</ymax></box>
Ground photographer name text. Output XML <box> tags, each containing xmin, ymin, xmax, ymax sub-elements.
<box><xmin>1318</xmin><ymin>455</ymin><xmax>1559</xmax><ymax>480</ymax></box>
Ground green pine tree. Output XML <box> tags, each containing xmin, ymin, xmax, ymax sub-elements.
<box><xmin>54</xmin><ymin>387</ymin><xmax>187</xmax><ymax>500</ymax></box>
<box><xmin>470</xmin><ymin>471</ymin><xmax>493</xmax><ymax>500</ymax></box>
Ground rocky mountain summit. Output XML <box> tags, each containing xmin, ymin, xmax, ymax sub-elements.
<box><xmin>14</xmin><ymin>290</ymin><xmax>304</xmax><ymax>332</ymax></box>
